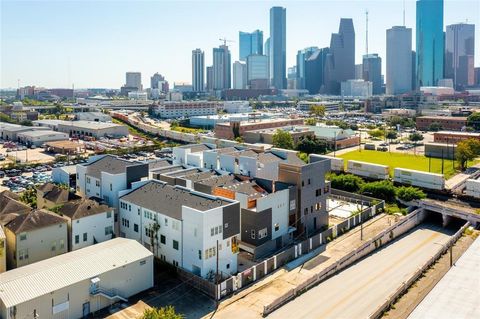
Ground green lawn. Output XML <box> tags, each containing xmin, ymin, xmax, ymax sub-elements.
<box><xmin>338</xmin><ymin>150</ymin><xmax>458</xmax><ymax>179</ymax></box>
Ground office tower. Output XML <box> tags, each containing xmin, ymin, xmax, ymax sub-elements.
<box><xmin>265</xmin><ymin>37</ymin><xmax>271</xmax><ymax>82</ymax></box>
<box><xmin>269</xmin><ymin>6</ymin><xmax>287</xmax><ymax>89</ymax></box>
<box><xmin>233</xmin><ymin>61</ymin><xmax>247</xmax><ymax>89</ymax></box>
<box><xmin>341</xmin><ymin>79</ymin><xmax>372</xmax><ymax>97</ymax></box>
<box><xmin>239</xmin><ymin>30</ymin><xmax>263</xmax><ymax>61</ymax></box>
<box><xmin>325</xmin><ymin>18</ymin><xmax>355</xmax><ymax>94</ymax></box>
<box><xmin>355</xmin><ymin>64</ymin><xmax>363</xmax><ymax>79</ymax></box>
<box><xmin>305</xmin><ymin>48</ymin><xmax>330</xmax><ymax>94</ymax></box>
<box><xmin>296</xmin><ymin>47</ymin><xmax>319</xmax><ymax>89</ymax></box>
<box><xmin>412</xmin><ymin>51</ymin><xmax>417</xmax><ymax>90</ymax></box>
<box><xmin>362</xmin><ymin>54</ymin><xmax>382</xmax><ymax>95</ymax></box>
<box><xmin>287</xmin><ymin>66</ymin><xmax>297</xmax><ymax>89</ymax></box>
<box><xmin>475</xmin><ymin>67</ymin><xmax>480</xmax><ymax>86</ymax></box>
<box><xmin>206</xmin><ymin>66</ymin><xmax>213</xmax><ymax>92</ymax></box>
<box><xmin>445</xmin><ymin>23</ymin><xmax>475</xmax><ymax>90</ymax></box>
<box><xmin>386</xmin><ymin>26</ymin><xmax>413</xmax><ymax>95</ymax></box>
<box><xmin>247</xmin><ymin>55</ymin><xmax>269</xmax><ymax>89</ymax></box>
<box><xmin>416</xmin><ymin>0</ymin><xmax>444</xmax><ymax>87</ymax></box>
<box><xmin>150</xmin><ymin>73</ymin><xmax>169</xmax><ymax>95</ymax></box>
<box><xmin>213</xmin><ymin>45</ymin><xmax>231</xmax><ymax>90</ymax></box>
<box><xmin>192</xmin><ymin>49</ymin><xmax>205</xmax><ymax>92</ymax></box>
<box><xmin>125</xmin><ymin>72</ymin><xmax>142</xmax><ymax>91</ymax></box>
<box><xmin>150</xmin><ymin>73</ymin><xmax>163</xmax><ymax>89</ymax></box>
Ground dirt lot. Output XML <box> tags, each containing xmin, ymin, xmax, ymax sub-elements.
<box><xmin>382</xmin><ymin>229</ymin><xmax>479</xmax><ymax>319</ymax></box>
<box><xmin>0</xmin><ymin>145</ymin><xmax>55</xmax><ymax>166</ymax></box>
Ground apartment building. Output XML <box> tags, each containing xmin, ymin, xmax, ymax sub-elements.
<box><xmin>416</xmin><ymin>116</ymin><xmax>468</xmax><ymax>131</ymax></box>
<box><xmin>153</xmin><ymin>101</ymin><xmax>218</xmax><ymax>119</ymax></box>
<box><xmin>172</xmin><ymin>144</ymin><xmax>215</xmax><ymax>167</ymax></box>
<box><xmin>4</xmin><ymin>209</ymin><xmax>68</xmax><ymax>269</ymax></box>
<box><xmin>433</xmin><ymin>131</ymin><xmax>480</xmax><ymax>144</ymax></box>
<box><xmin>118</xmin><ymin>180</ymin><xmax>240</xmax><ymax>278</ymax></box>
<box><xmin>58</xmin><ymin>199</ymin><xmax>115</xmax><ymax>251</ymax></box>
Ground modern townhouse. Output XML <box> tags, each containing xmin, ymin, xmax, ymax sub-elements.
<box><xmin>118</xmin><ymin>180</ymin><xmax>240</xmax><ymax>278</ymax></box>
<box><xmin>37</xmin><ymin>182</ymin><xmax>81</xmax><ymax>209</ymax></box>
<box><xmin>4</xmin><ymin>209</ymin><xmax>68</xmax><ymax>269</ymax></box>
<box><xmin>278</xmin><ymin>155</ymin><xmax>331</xmax><ymax>236</ymax></box>
<box><xmin>172</xmin><ymin>144</ymin><xmax>215</xmax><ymax>167</ymax></box>
<box><xmin>76</xmin><ymin>155</ymin><xmax>149</xmax><ymax>209</ymax></box>
<box><xmin>57</xmin><ymin>198</ymin><xmax>115</xmax><ymax>251</ymax></box>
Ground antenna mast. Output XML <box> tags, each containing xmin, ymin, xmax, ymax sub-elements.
<box><xmin>403</xmin><ymin>0</ymin><xmax>406</xmax><ymax>26</ymax></box>
<box><xmin>365</xmin><ymin>10</ymin><xmax>369</xmax><ymax>55</ymax></box>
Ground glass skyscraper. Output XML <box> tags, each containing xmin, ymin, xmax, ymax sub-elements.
<box><xmin>445</xmin><ymin>23</ymin><xmax>475</xmax><ymax>90</ymax></box>
<box><xmin>386</xmin><ymin>26</ymin><xmax>413</xmax><ymax>95</ymax></box>
<box><xmin>192</xmin><ymin>49</ymin><xmax>205</xmax><ymax>92</ymax></box>
<box><xmin>213</xmin><ymin>45</ymin><xmax>231</xmax><ymax>90</ymax></box>
<box><xmin>269</xmin><ymin>6</ymin><xmax>286</xmax><ymax>89</ymax></box>
<box><xmin>416</xmin><ymin>0</ymin><xmax>444</xmax><ymax>87</ymax></box>
<box><xmin>296</xmin><ymin>47</ymin><xmax>319</xmax><ymax>89</ymax></box>
<box><xmin>239</xmin><ymin>30</ymin><xmax>263</xmax><ymax>62</ymax></box>
<box><xmin>362</xmin><ymin>54</ymin><xmax>382</xmax><ymax>95</ymax></box>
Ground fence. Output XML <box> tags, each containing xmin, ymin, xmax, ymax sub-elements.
<box><xmin>176</xmin><ymin>267</ymin><xmax>217</xmax><ymax>299</ymax></box>
<box><xmin>215</xmin><ymin>194</ymin><xmax>385</xmax><ymax>301</ymax></box>
<box><xmin>368</xmin><ymin>221</ymin><xmax>471</xmax><ymax>319</ymax></box>
<box><xmin>262</xmin><ymin>208</ymin><xmax>428</xmax><ymax>316</ymax></box>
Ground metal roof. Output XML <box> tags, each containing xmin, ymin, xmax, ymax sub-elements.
<box><xmin>0</xmin><ymin>238</ymin><xmax>152</xmax><ymax>308</ymax></box>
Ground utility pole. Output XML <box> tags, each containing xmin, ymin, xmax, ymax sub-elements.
<box><xmin>449</xmin><ymin>246</ymin><xmax>453</xmax><ymax>267</ymax></box>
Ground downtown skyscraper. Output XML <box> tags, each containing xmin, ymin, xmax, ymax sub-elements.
<box><xmin>296</xmin><ymin>47</ymin><xmax>319</xmax><ymax>90</ymax></box>
<box><xmin>325</xmin><ymin>18</ymin><xmax>355</xmax><ymax>95</ymax></box>
<box><xmin>445</xmin><ymin>23</ymin><xmax>475</xmax><ymax>90</ymax></box>
<box><xmin>386</xmin><ymin>26</ymin><xmax>413</xmax><ymax>95</ymax></box>
<box><xmin>213</xmin><ymin>45</ymin><xmax>231</xmax><ymax>90</ymax></box>
<box><xmin>416</xmin><ymin>0</ymin><xmax>444</xmax><ymax>87</ymax></box>
<box><xmin>192</xmin><ymin>48</ymin><xmax>205</xmax><ymax>92</ymax></box>
<box><xmin>362</xmin><ymin>54</ymin><xmax>382</xmax><ymax>95</ymax></box>
<box><xmin>269</xmin><ymin>6</ymin><xmax>287</xmax><ymax>90</ymax></box>
<box><xmin>239</xmin><ymin>30</ymin><xmax>263</xmax><ymax>62</ymax></box>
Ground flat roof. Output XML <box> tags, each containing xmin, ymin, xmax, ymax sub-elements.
<box><xmin>215</xmin><ymin>117</ymin><xmax>303</xmax><ymax>127</ymax></box>
<box><xmin>0</xmin><ymin>238</ymin><xmax>152</xmax><ymax>308</ymax></box>
<box><xmin>407</xmin><ymin>237</ymin><xmax>480</xmax><ymax>319</ymax></box>
<box><xmin>417</xmin><ymin>116</ymin><xmax>468</xmax><ymax>120</ymax></box>
<box><xmin>58</xmin><ymin>120</ymin><xmax>125</xmax><ymax>130</ymax></box>
<box><xmin>17</xmin><ymin>130</ymin><xmax>68</xmax><ymax>138</ymax></box>
<box><xmin>120</xmin><ymin>180</ymin><xmax>233</xmax><ymax>220</ymax></box>
<box><xmin>83</xmin><ymin>155</ymin><xmax>142</xmax><ymax>178</ymax></box>
<box><xmin>434</xmin><ymin>131</ymin><xmax>480</xmax><ymax>136</ymax></box>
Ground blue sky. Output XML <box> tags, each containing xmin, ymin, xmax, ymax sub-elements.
<box><xmin>1</xmin><ymin>0</ymin><xmax>478</xmax><ymax>89</ymax></box>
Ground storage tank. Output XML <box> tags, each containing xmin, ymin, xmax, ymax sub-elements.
<box><xmin>347</xmin><ymin>160</ymin><xmax>389</xmax><ymax>180</ymax></box>
<box><xmin>393</xmin><ymin>168</ymin><xmax>445</xmax><ymax>191</ymax></box>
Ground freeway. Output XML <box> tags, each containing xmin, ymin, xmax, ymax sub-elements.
<box><xmin>269</xmin><ymin>223</ymin><xmax>456</xmax><ymax>319</ymax></box>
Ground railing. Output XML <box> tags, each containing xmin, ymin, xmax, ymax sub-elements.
<box><xmin>90</xmin><ymin>286</ymin><xmax>128</xmax><ymax>302</ymax></box>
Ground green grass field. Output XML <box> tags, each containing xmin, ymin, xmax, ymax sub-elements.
<box><xmin>338</xmin><ymin>150</ymin><xmax>458</xmax><ymax>179</ymax></box>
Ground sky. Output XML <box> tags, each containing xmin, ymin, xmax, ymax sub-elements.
<box><xmin>1</xmin><ymin>0</ymin><xmax>479</xmax><ymax>89</ymax></box>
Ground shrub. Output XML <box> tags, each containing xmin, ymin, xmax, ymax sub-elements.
<box><xmin>328</xmin><ymin>173</ymin><xmax>365</xmax><ymax>192</ymax></box>
<box><xmin>396</xmin><ymin>186</ymin><xmax>426</xmax><ymax>202</ymax></box>
<box><xmin>360</xmin><ymin>180</ymin><xmax>396</xmax><ymax>203</ymax></box>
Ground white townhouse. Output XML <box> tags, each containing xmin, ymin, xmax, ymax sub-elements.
<box><xmin>172</xmin><ymin>144</ymin><xmax>215</xmax><ymax>167</ymax></box>
<box><xmin>118</xmin><ymin>180</ymin><xmax>240</xmax><ymax>278</ymax></box>
<box><xmin>76</xmin><ymin>155</ymin><xmax>149</xmax><ymax>209</ymax></box>
<box><xmin>58</xmin><ymin>198</ymin><xmax>115</xmax><ymax>251</ymax></box>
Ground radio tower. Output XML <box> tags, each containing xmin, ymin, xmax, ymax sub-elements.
<box><xmin>365</xmin><ymin>9</ymin><xmax>369</xmax><ymax>55</ymax></box>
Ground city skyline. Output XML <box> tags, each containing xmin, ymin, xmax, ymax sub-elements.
<box><xmin>1</xmin><ymin>0</ymin><xmax>479</xmax><ymax>89</ymax></box>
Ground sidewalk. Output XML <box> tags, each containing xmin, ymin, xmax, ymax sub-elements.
<box><xmin>206</xmin><ymin>213</ymin><xmax>399</xmax><ymax>319</ymax></box>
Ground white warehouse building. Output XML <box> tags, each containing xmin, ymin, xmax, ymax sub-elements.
<box><xmin>17</xmin><ymin>130</ymin><xmax>69</xmax><ymax>146</ymax></box>
<box><xmin>0</xmin><ymin>238</ymin><xmax>153</xmax><ymax>319</ymax></box>
<box><xmin>118</xmin><ymin>180</ymin><xmax>241</xmax><ymax>278</ymax></box>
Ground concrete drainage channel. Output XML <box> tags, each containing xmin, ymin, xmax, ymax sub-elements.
<box><xmin>368</xmin><ymin>221</ymin><xmax>470</xmax><ymax>319</ymax></box>
<box><xmin>262</xmin><ymin>208</ymin><xmax>429</xmax><ymax>317</ymax></box>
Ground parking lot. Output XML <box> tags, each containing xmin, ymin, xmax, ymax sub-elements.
<box><xmin>0</xmin><ymin>143</ymin><xmax>56</xmax><ymax>166</ymax></box>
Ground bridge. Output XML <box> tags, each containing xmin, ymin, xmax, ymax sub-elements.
<box><xmin>412</xmin><ymin>198</ymin><xmax>480</xmax><ymax>227</ymax></box>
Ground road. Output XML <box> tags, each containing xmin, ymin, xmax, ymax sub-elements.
<box><xmin>269</xmin><ymin>223</ymin><xmax>455</xmax><ymax>319</ymax></box>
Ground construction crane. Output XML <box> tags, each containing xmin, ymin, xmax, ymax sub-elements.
<box><xmin>219</xmin><ymin>38</ymin><xmax>234</xmax><ymax>46</ymax></box>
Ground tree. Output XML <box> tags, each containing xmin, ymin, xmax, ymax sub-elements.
<box><xmin>360</xmin><ymin>180</ymin><xmax>396</xmax><ymax>203</ymax></box>
<box><xmin>467</xmin><ymin>112</ymin><xmax>480</xmax><ymax>130</ymax></box>
<box><xmin>427</xmin><ymin>122</ymin><xmax>443</xmax><ymax>132</ymax></box>
<box><xmin>20</xmin><ymin>187</ymin><xmax>37</xmax><ymax>208</ymax></box>
<box><xmin>296</xmin><ymin>135</ymin><xmax>328</xmax><ymax>154</ymax></box>
<box><xmin>396</xmin><ymin>186</ymin><xmax>426</xmax><ymax>202</ymax></box>
<box><xmin>328</xmin><ymin>173</ymin><xmax>365</xmax><ymax>193</ymax></box>
<box><xmin>304</xmin><ymin>118</ymin><xmax>317</xmax><ymax>126</ymax></box>
<box><xmin>234</xmin><ymin>136</ymin><xmax>244</xmax><ymax>143</ymax></box>
<box><xmin>456</xmin><ymin>138</ymin><xmax>480</xmax><ymax>170</ymax></box>
<box><xmin>309</xmin><ymin>105</ymin><xmax>326</xmax><ymax>118</ymax></box>
<box><xmin>140</xmin><ymin>306</ymin><xmax>184</xmax><ymax>319</ymax></box>
<box><xmin>272</xmin><ymin>129</ymin><xmax>294</xmax><ymax>150</ymax></box>
<box><xmin>385</xmin><ymin>130</ymin><xmax>397</xmax><ymax>141</ymax></box>
<box><xmin>368</xmin><ymin>129</ymin><xmax>384</xmax><ymax>139</ymax></box>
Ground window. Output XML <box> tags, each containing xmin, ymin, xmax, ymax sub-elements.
<box><xmin>274</xmin><ymin>223</ymin><xmax>280</xmax><ymax>232</ymax></box>
<box><xmin>75</xmin><ymin>235</ymin><xmax>79</xmax><ymax>244</ymax></box>
<box><xmin>19</xmin><ymin>233</ymin><xmax>27</xmax><ymax>241</ymax></box>
<box><xmin>224</xmin><ymin>223</ymin><xmax>229</xmax><ymax>229</ymax></box>
<box><xmin>110</xmin><ymin>183</ymin><xmax>112</xmax><ymax>191</ymax></box>
<box><xmin>105</xmin><ymin>226</ymin><xmax>113</xmax><ymax>236</ymax></box>
<box><xmin>160</xmin><ymin>235</ymin><xmax>166</xmax><ymax>244</ymax></box>
<box><xmin>219</xmin><ymin>225</ymin><xmax>222</xmax><ymax>233</ymax></box>
<box><xmin>140</xmin><ymin>260</ymin><xmax>146</xmax><ymax>266</ymax></box>
<box><xmin>95</xmin><ymin>180</ymin><xmax>100</xmax><ymax>187</ymax></box>
<box><xmin>316</xmin><ymin>189</ymin><xmax>322</xmax><ymax>197</ymax></box>
<box><xmin>51</xmin><ymin>241</ymin><xmax>56</xmax><ymax>251</ymax></box>
<box><xmin>134</xmin><ymin>224</ymin><xmax>139</xmax><ymax>233</ymax></box>
<box><xmin>211</xmin><ymin>228</ymin><xmax>214</xmax><ymax>236</ymax></box>
<box><xmin>316</xmin><ymin>203</ymin><xmax>321</xmax><ymax>210</ymax></box>
<box><xmin>173</xmin><ymin>240</ymin><xmax>179</xmax><ymax>250</ymax></box>
<box><xmin>226</xmin><ymin>263</ymin><xmax>230</xmax><ymax>269</ymax></box>
<box><xmin>258</xmin><ymin>228</ymin><xmax>268</xmax><ymax>239</ymax></box>
<box><xmin>301</xmin><ymin>181</ymin><xmax>304</xmax><ymax>187</ymax></box>
<box><xmin>86</xmin><ymin>177</ymin><xmax>91</xmax><ymax>184</ymax></box>
<box><xmin>106</xmin><ymin>211</ymin><xmax>112</xmax><ymax>218</ymax></box>
<box><xmin>19</xmin><ymin>249</ymin><xmax>28</xmax><ymax>260</ymax></box>
<box><xmin>198</xmin><ymin>250</ymin><xmax>202</xmax><ymax>260</ymax></box>
<box><xmin>215</xmin><ymin>227</ymin><xmax>219</xmax><ymax>235</ymax></box>
<box><xmin>308</xmin><ymin>179</ymin><xmax>311</xmax><ymax>185</ymax></box>
<box><xmin>251</xmin><ymin>230</ymin><xmax>256</xmax><ymax>239</ymax></box>
<box><xmin>83</xmin><ymin>233</ymin><xmax>88</xmax><ymax>242</ymax></box>
<box><xmin>59</xmin><ymin>239</ymin><xmax>65</xmax><ymax>249</ymax></box>
<box><xmin>128</xmin><ymin>205</ymin><xmax>131</xmax><ymax>212</ymax></box>
<box><xmin>304</xmin><ymin>208</ymin><xmax>308</xmax><ymax>216</ymax></box>
<box><xmin>164</xmin><ymin>218</ymin><xmax>168</xmax><ymax>226</ymax></box>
